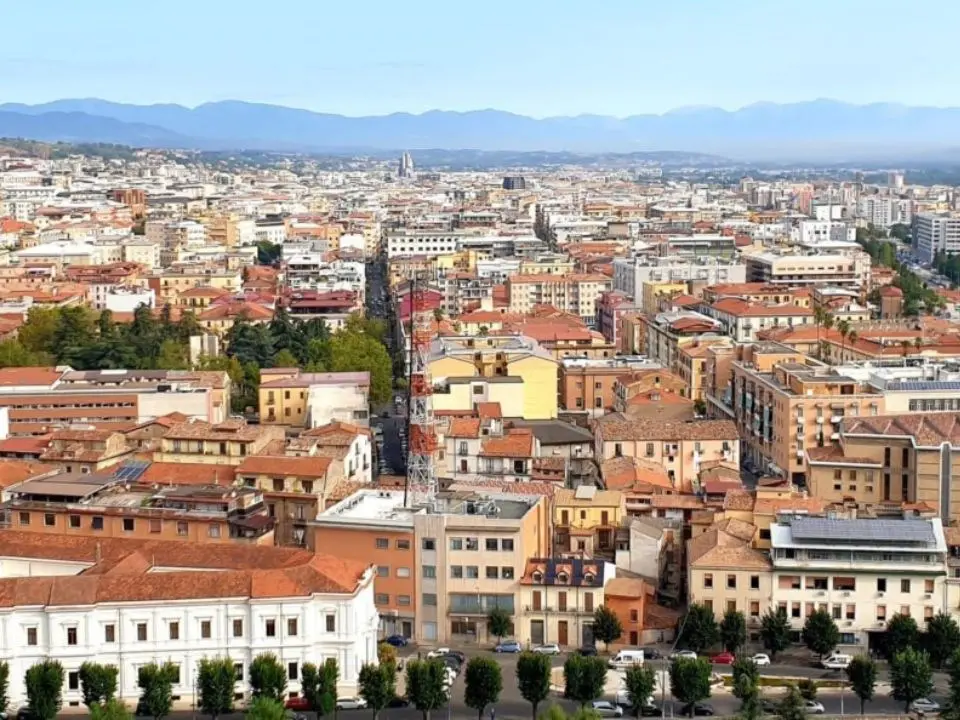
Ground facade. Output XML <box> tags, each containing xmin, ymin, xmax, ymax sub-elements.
<box><xmin>553</xmin><ymin>486</ymin><xmax>625</xmax><ymax>557</ymax></box>
<box><xmin>611</xmin><ymin>257</ymin><xmax>746</xmax><ymax>305</ymax></box>
<box><xmin>742</xmin><ymin>252</ymin><xmax>870</xmax><ymax>290</ymax></box>
<box><xmin>507</xmin><ymin>273</ymin><xmax>612</xmax><ymax>325</ymax></box>
<box><xmin>913</xmin><ymin>213</ymin><xmax>960</xmax><ymax>263</ymax></box>
<box><xmin>259</xmin><ymin>370</ymin><xmax>371</xmax><ymax>429</ymax></box>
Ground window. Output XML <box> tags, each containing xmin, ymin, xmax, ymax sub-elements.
<box><xmin>325</xmin><ymin>615</ymin><xmax>336</xmax><ymax>632</ymax></box>
<box><xmin>288</xmin><ymin>662</ymin><xmax>299</xmax><ymax>681</ymax></box>
<box><xmin>396</xmin><ymin>567</ymin><xmax>411</xmax><ymax>578</ymax></box>
<box><xmin>832</xmin><ymin>605</ymin><xmax>842</xmax><ymax>620</ymax></box>
<box><xmin>398</xmin><ymin>595</ymin><xmax>411</xmax><ymax>606</ymax></box>
<box><xmin>750</xmin><ymin>601</ymin><xmax>760</xmax><ymax>618</ymax></box>
<box><xmin>846</xmin><ymin>605</ymin><xmax>856</xmax><ymax>620</ymax></box>
<box><xmin>137</xmin><ymin>623</ymin><xmax>147</xmax><ymax>642</ymax></box>
<box><xmin>486</xmin><ymin>567</ymin><xmax>499</xmax><ymax>579</ymax></box>
<box><xmin>69</xmin><ymin>671</ymin><xmax>80</xmax><ymax>691</ymax></box>
<box><xmin>201</xmin><ymin>620</ymin><xmax>212</xmax><ymax>639</ymax></box>
<box><xmin>177</xmin><ymin>521</ymin><xmax>188</xmax><ymax>536</ymax></box>
<box><xmin>645</xmin><ymin>442</ymin><xmax>655</xmax><ymax>457</ymax></box>
<box><xmin>26</xmin><ymin>627</ymin><xmax>37</xmax><ymax>646</ymax></box>
<box><xmin>67</xmin><ymin>627</ymin><xmax>78</xmax><ymax>645</ymax></box>
<box><xmin>18</xmin><ymin>512</ymin><xmax>29</xmax><ymax>526</ymax></box>
<box><xmin>877</xmin><ymin>605</ymin><xmax>887</xmax><ymax>621</ymax></box>
<box><xmin>501</xmin><ymin>539</ymin><xmax>514</xmax><ymax>551</ymax></box>
<box><xmin>169</xmin><ymin>622</ymin><xmax>180</xmax><ymax>640</ymax></box>
<box><xmin>458</xmin><ymin>442</ymin><xmax>468</xmax><ymax>455</ymax></box>
<box><xmin>422</xmin><ymin>538</ymin><xmax>436</xmax><ymax>551</ymax></box>
<box><xmin>486</xmin><ymin>538</ymin><xmax>498</xmax><ymax>551</ymax></box>
<box><xmin>232</xmin><ymin>619</ymin><xmax>243</xmax><ymax>638</ymax></box>
<box><xmin>104</xmin><ymin>624</ymin><xmax>115</xmax><ymax>643</ymax></box>
<box><xmin>465</xmin><ymin>566</ymin><xmax>479</xmax><ymax>579</ymax></box>
<box><xmin>44</xmin><ymin>513</ymin><xmax>55</xmax><ymax>526</ymax></box>
<box><xmin>704</xmin><ymin>573</ymin><xmax>713</xmax><ymax>589</ymax></box>
<box><xmin>450</xmin><ymin>538</ymin><xmax>463</xmax><ymax>551</ymax></box>
<box><xmin>375</xmin><ymin>538</ymin><xmax>389</xmax><ymax>549</ymax></box>
<box><xmin>149</xmin><ymin>518</ymin><xmax>161</xmax><ymax>533</ymax></box>
<box><xmin>375</xmin><ymin>593</ymin><xmax>389</xmax><ymax>604</ymax></box>
<box><xmin>877</xmin><ymin>578</ymin><xmax>887</xmax><ymax>592</ymax></box>
<box><xmin>727</xmin><ymin>574</ymin><xmax>737</xmax><ymax>589</ymax></box>
<box><xmin>630</xmin><ymin>609</ymin><xmax>639</xmax><ymax>622</ymax></box>
<box><xmin>901</xmin><ymin>579</ymin><xmax>911</xmax><ymax>593</ymax></box>
<box><xmin>925</xmin><ymin>579</ymin><xmax>935</xmax><ymax>594</ymax></box>
<box><xmin>123</xmin><ymin>518</ymin><xmax>135</xmax><ymax>532</ymax></box>
<box><xmin>234</xmin><ymin>663</ymin><xmax>244</xmax><ymax>682</ymax></box>
<box><xmin>502</xmin><ymin>567</ymin><xmax>515</xmax><ymax>580</ymax></box>
<box><xmin>92</xmin><ymin>516</ymin><xmax>104</xmax><ymax>531</ymax></box>
<box><xmin>750</xmin><ymin>575</ymin><xmax>760</xmax><ymax>590</ymax></box>
<box><xmin>397</xmin><ymin>539</ymin><xmax>411</xmax><ymax>550</ymax></box>
<box><xmin>451</xmin><ymin>566</ymin><xmax>463</xmax><ymax>579</ymax></box>
<box><xmin>423</xmin><ymin>593</ymin><xmax>437</xmax><ymax>606</ymax></box>
<box><xmin>465</xmin><ymin>538</ymin><xmax>479</xmax><ymax>551</ymax></box>
<box><xmin>423</xmin><ymin>565</ymin><xmax>436</xmax><ymax>579</ymax></box>
<box><xmin>377</xmin><ymin>566</ymin><xmax>389</xmax><ymax>578</ymax></box>
<box><xmin>791</xmin><ymin>603</ymin><xmax>801</xmax><ymax>619</ymax></box>
<box><xmin>265</xmin><ymin>619</ymin><xmax>276</xmax><ymax>637</ymax></box>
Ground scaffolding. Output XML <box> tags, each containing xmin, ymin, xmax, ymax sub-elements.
<box><xmin>404</xmin><ymin>276</ymin><xmax>439</xmax><ymax>507</ymax></box>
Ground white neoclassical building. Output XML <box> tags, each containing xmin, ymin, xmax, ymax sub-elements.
<box><xmin>0</xmin><ymin>533</ymin><xmax>378</xmax><ymax>707</ymax></box>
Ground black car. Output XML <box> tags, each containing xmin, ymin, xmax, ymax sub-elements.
<box><xmin>577</xmin><ymin>645</ymin><xmax>598</xmax><ymax>656</ymax></box>
<box><xmin>640</xmin><ymin>647</ymin><xmax>663</xmax><ymax>660</ymax></box>
<box><xmin>387</xmin><ymin>696</ymin><xmax>410</xmax><ymax>708</ymax></box>
<box><xmin>680</xmin><ymin>703</ymin><xmax>715</xmax><ymax>717</ymax></box>
<box><xmin>641</xmin><ymin>705</ymin><xmax>664</xmax><ymax>717</ymax></box>
<box><xmin>443</xmin><ymin>656</ymin><xmax>462</xmax><ymax>673</ymax></box>
<box><xmin>760</xmin><ymin>700</ymin><xmax>780</xmax><ymax>715</ymax></box>
<box><xmin>444</xmin><ymin>650</ymin><xmax>467</xmax><ymax>664</ymax></box>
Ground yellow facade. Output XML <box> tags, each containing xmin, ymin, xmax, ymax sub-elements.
<box><xmin>259</xmin><ymin>384</ymin><xmax>309</xmax><ymax>426</ymax></box>
<box><xmin>642</xmin><ymin>281</ymin><xmax>687</xmax><ymax>313</ymax></box>
<box><xmin>431</xmin><ymin>379</ymin><xmax>526</xmax><ymax>417</ymax></box>
<box><xmin>553</xmin><ymin>489</ymin><xmax>625</xmax><ymax>531</ymax></box>
<box><xmin>509</xmin><ymin>355</ymin><xmax>558</xmax><ymax>420</ymax></box>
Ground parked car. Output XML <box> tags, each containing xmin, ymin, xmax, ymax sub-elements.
<box><xmin>590</xmin><ymin>701</ymin><xmax>624</xmax><ymax>718</ymax></box>
<box><xmin>426</xmin><ymin>647</ymin><xmax>452</xmax><ymax>659</ymax></box>
<box><xmin>640</xmin><ymin>705</ymin><xmax>663</xmax><ymax>717</ymax></box>
<box><xmin>444</xmin><ymin>650</ymin><xmax>467</xmax><ymax>664</ymax></box>
<box><xmin>760</xmin><ymin>699</ymin><xmax>780</xmax><ymax>715</ymax></box>
<box><xmin>383</xmin><ymin>634</ymin><xmax>408</xmax><ymax>647</ymax></box>
<box><xmin>671</xmin><ymin>650</ymin><xmax>698</xmax><ymax>661</ymax></box>
<box><xmin>640</xmin><ymin>647</ymin><xmax>663</xmax><ymax>660</ymax></box>
<box><xmin>336</xmin><ymin>697</ymin><xmax>367</xmax><ymax>711</ymax></box>
<box><xmin>442</xmin><ymin>656</ymin><xmax>462</xmax><ymax>673</ymax></box>
<box><xmin>577</xmin><ymin>645</ymin><xmax>598</xmax><ymax>656</ymax></box>
<box><xmin>711</xmin><ymin>651</ymin><xmax>735</xmax><ymax>665</ymax></box>
<box><xmin>680</xmin><ymin>703</ymin><xmax>715</xmax><ymax>717</ymax></box>
<box><xmin>680</xmin><ymin>703</ymin><xmax>715</xmax><ymax>716</ymax></box>
<box><xmin>494</xmin><ymin>640</ymin><xmax>522</xmax><ymax>653</ymax></box>
<box><xmin>616</xmin><ymin>691</ymin><xmax>656</xmax><ymax>708</ymax></box>
<box><xmin>804</xmin><ymin>701</ymin><xmax>825</xmax><ymax>714</ymax></box>
<box><xmin>285</xmin><ymin>697</ymin><xmax>310</xmax><ymax>711</ymax></box>
<box><xmin>533</xmin><ymin>643</ymin><xmax>561</xmax><ymax>655</ymax></box>
<box><xmin>750</xmin><ymin>654</ymin><xmax>771</xmax><ymax>666</ymax></box>
<box><xmin>387</xmin><ymin>697</ymin><xmax>410</xmax><ymax>708</ymax></box>
<box><xmin>911</xmin><ymin>699</ymin><xmax>941</xmax><ymax>713</ymax></box>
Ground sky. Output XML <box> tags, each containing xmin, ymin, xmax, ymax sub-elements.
<box><xmin>5</xmin><ymin>0</ymin><xmax>960</xmax><ymax>117</ymax></box>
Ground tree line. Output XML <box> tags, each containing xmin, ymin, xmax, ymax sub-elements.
<box><xmin>855</xmin><ymin>225</ymin><xmax>944</xmax><ymax>316</ymax></box>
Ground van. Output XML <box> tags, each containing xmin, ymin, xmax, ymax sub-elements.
<box><xmin>821</xmin><ymin>653</ymin><xmax>851</xmax><ymax>669</ymax></box>
<box><xmin>609</xmin><ymin>649</ymin><xmax>645</xmax><ymax>669</ymax></box>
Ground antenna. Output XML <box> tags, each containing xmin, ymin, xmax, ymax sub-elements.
<box><xmin>404</xmin><ymin>271</ymin><xmax>439</xmax><ymax>508</ymax></box>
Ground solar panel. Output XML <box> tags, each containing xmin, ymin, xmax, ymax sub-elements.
<box><xmin>790</xmin><ymin>517</ymin><xmax>935</xmax><ymax>545</ymax></box>
<box><xmin>112</xmin><ymin>461</ymin><xmax>150</xmax><ymax>483</ymax></box>
<box><xmin>887</xmin><ymin>381</ymin><xmax>960</xmax><ymax>392</ymax></box>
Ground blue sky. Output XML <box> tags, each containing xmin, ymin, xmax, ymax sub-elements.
<box><xmin>4</xmin><ymin>0</ymin><xmax>960</xmax><ymax>117</ymax></box>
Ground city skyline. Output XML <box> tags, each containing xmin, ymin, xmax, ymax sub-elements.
<box><xmin>5</xmin><ymin>0</ymin><xmax>960</xmax><ymax>117</ymax></box>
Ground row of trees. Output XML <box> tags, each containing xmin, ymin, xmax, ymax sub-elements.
<box><xmin>678</xmin><ymin>603</ymin><xmax>960</xmax><ymax>668</ymax></box>
<box><xmin>855</xmin><ymin>224</ymin><xmax>944</xmax><ymax>316</ymax></box>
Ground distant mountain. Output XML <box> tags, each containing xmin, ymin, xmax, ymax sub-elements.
<box><xmin>3</xmin><ymin>98</ymin><xmax>960</xmax><ymax>160</ymax></box>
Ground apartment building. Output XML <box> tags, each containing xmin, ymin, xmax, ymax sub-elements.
<box><xmin>913</xmin><ymin>213</ymin><xmax>960</xmax><ymax>263</ymax></box>
<box><xmin>146</xmin><ymin>267</ymin><xmax>242</xmax><ymax>304</ymax></box>
<box><xmin>153</xmin><ymin>420</ymin><xmax>285</xmax><ymax>465</ymax></box>
<box><xmin>611</xmin><ymin>257</ymin><xmax>746</xmax><ymax>305</ymax></box>
<box><xmin>442</xmin><ymin>413</ymin><xmax>540</xmax><ymax>484</ymax></box>
<box><xmin>742</xmin><ymin>252</ymin><xmax>871</xmax><ymax>290</ymax></box>
<box><xmin>723</xmin><ymin>345</ymin><xmax>884</xmax><ymax>485</ymax></box>
<box><xmin>507</xmin><ymin>273</ymin><xmax>612</xmax><ymax>325</ymax></box>
<box><xmin>559</xmin><ymin>357</ymin><xmax>664</xmax><ymax>417</ymax></box>
<box><xmin>643</xmin><ymin>311</ymin><xmax>726</xmax><ymax>373</ymax></box>
<box><xmin>429</xmin><ymin>335</ymin><xmax>559</xmax><ymax>420</ymax></box>
<box><xmin>702</xmin><ymin>298</ymin><xmax>814</xmax><ymax>342</ymax></box>
<box><xmin>258</xmin><ymin>370</ymin><xmax>371</xmax><ymax>428</ymax></box>
<box><xmin>314</xmin><ymin>489</ymin><xmax>549</xmax><ymax>643</ymax></box>
<box><xmin>0</xmin><ymin>532</ymin><xmax>377</xmax><ymax>706</ymax></box>
<box><xmin>553</xmin><ymin>486</ymin><xmax>625</xmax><ymax>557</ymax></box>
<box><xmin>807</xmin><ymin>412</ymin><xmax>960</xmax><ymax>523</ymax></box>
<box><xmin>593</xmin><ymin>415</ymin><xmax>739</xmax><ymax>493</ymax></box>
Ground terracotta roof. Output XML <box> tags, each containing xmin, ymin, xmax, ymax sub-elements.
<box><xmin>0</xmin><ymin>436</ymin><xmax>51</xmax><ymax>455</ymax></box>
<box><xmin>0</xmin><ymin>367</ymin><xmax>61</xmax><ymax>387</ymax></box>
<box><xmin>753</xmin><ymin>496</ymin><xmax>826</xmax><ymax>514</ymax></box>
<box><xmin>447</xmin><ymin>418</ymin><xmax>481</xmax><ymax>439</ymax></box>
<box><xmin>475</xmin><ymin>403</ymin><xmax>502</xmax><ymax>420</ymax></box>
<box><xmin>236</xmin><ymin>455</ymin><xmax>332</xmax><ymax>478</ymax></box>
<box><xmin>0</xmin><ymin>460</ymin><xmax>53</xmax><ymax>487</ymax></box>
<box><xmin>597</xmin><ymin>416</ymin><xmax>738</xmax><ymax>442</ymax></box>
<box><xmin>139</xmin><ymin>462</ymin><xmax>237</xmax><ymax>486</ymax></box>
<box><xmin>601</xmin><ymin>456</ymin><xmax>674</xmax><ymax>492</ymax></box>
<box><xmin>723</xmin><ymin>489</ymin><xmax>756</xmax><ymax>512</ymax></box>
<box><xmin>164</xmin><ymin>420</ymin><xmax>264</xmax><ymax>442</ymax></box>
<box><xmin>479</xmin><ymin>429</ymin><xmax>535</xmax><ymax>458</ymax></box>
<box><xmin>604</xmin><ymin>577</ymin><xmax>651</xmax><ymax>599</ymax></box>
<box><xmin>844</xmin><ymin>412</ymin><xmax>960</xmax><ymax>447</ymax></box>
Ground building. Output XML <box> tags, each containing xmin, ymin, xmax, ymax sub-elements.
<box><xmin>742</xmin><ymin>252</ymin><xmax>870</xmax><ymax>290</ymax></box>
<box><xmin>913</xmin><ymin>213</ymin><xmax>960</xmax><ymax>264</ymax></box>
<box><xmin>553</xmin><ymin>486</ymin><xmax>625</xmax><ymax>557</ymax></box>
<box><xmin>0</xmin><ymin>532</ymin><xmax>377</xmax><ymax>706</ymax></box>
<box><xmin>612</xmin><ymin>257</ymin><xmax>746</xmax><ymax>305</ymax></box>
<box><xmin>153</xmin><ymin>420</ymin><xmax>285</xmax><ymax>465</ymax></box>
<box><xmin>507</xmin><ymin>274</ymin><xmax>612</xmax><ymax>325</ymax></box>
<box><xmin>559</xmin><ymin>357</ymin><xmax>664</xmax><ymax>417</ymax></box>
<box><xmin>258</xmin><ymin>370</ymin><xmax>371</xmax><ymax>428</ymax></box>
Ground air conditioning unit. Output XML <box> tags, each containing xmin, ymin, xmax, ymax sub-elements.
<box><xmin>842</xmin><ymin>591</ymin><xmax>851</xmax><ymax>597</ymax></box>
<box><xmin>923</xmin><ymin>594</ymin><xmax>932</xmax><ymax>600</ymax></box>
<box><xmin>877</xmin><ymin>592</ymin><xmax>885</xmax><ymax>598</ymax></box>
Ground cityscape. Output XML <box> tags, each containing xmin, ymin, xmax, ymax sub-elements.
<box><xmin>7</xmin><ymin>2</ymin><xmax>960</xmax><ymax>720</ymax></box>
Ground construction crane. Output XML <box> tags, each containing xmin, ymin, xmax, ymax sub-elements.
<box><xmin>404</xmin><ymin>273</ymin><xmax>439</xmax><ymax>507</ymax></box>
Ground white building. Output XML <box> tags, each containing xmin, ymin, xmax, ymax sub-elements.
<box><xmin>0</xmin><ymin>533</ymin><xmax>378</xmax><ymax>707</ymax></box>
<box><xmin>385</xmin><ymin>230</ymin><xmax>461</xmax><ymax>259</ymax></box>
<box><xmin>913</xmin><ymin>213</ymin><xmax>960</xmax><ymax>263</ymax></box>
<box><xmin>104</xmin><ymin>286</ymin><xmax>157</xmax><ymax>314</ymax></box>
<box><xmin>612</xmin><ymin>256</ymin><xmax>747</xmax><ymax>306</ymax></box>
<box><xmin>857</xmin><ymin>196</ymin><xmax>912</xmax><ymax>228</ymax></box>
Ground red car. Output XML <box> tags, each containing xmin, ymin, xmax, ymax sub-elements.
<box><xmin>711</xmin><ymin>651</ymin><xmax>735</xmax><ymax>665</ymax></box>
<box><xmin>285</xmin><ymin>697</ymin><xmax>310</xmax><ymax>711</ymax></box>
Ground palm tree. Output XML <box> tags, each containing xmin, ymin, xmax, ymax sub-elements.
<box><xmin>433</xmin><ymin>307</ymin><xmax>444</xmax><ymax>334</ymax></box>
<box><xmin>915</xmin><ymin>336</ymin><xmax>923</xmax><ymax>355</ymax></box>
<box><xmin>847</xmin><ymin>330</ymin><xmax>858</xmax><ymax>360</ymax></box>
<box><xmin>901</xmin><ymin>340</ymin><xmax>911</xmax><ymax>363</ymax></box>
<box><xmin>822</xmin><ymin>313</ymin><xmax>835</xmax><ymax>359</ymax></box>
<box><xmin>837</xmin><ymin>319</ymin><xmax>851</xmax><ymax>362</ymax></box>
<box><xmin>813</xmin><ymin>306</ymin><xmax>826</xmax><ymax>358</ymax></box>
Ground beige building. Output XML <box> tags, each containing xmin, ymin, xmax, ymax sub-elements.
<box><xmin>743</xmin><ymin>251</ymin><xmax>871</xmax><ymax>291</ymax></box>
<box><xmin>153</xmin><ymin>420</ymin><xmax>285</xmax><ymax>465</ymax></box>
<box><xmin>507</xmin><ymin>273</ymin><xmax>612</xmax><ymax>324</ymax></box>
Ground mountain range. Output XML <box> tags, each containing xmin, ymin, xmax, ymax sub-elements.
<box><xmin>2</xmin><ymin>98</ymin><xmax>960</xmax><ymax>160</ymax></box>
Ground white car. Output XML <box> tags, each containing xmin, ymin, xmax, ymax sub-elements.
<box><xmin>426</xmin><ymin>647</ymin><xmax>451</xmax><ymax>659</ymax></box>
<box><xmin>804</xmin><ymin>701</ymin><xmax>825</xmax><ymax>714</ymax></box>
<box><xmin>590</xmin><ymin>701</ymin><xmax>624</xmax><ymax>718</ymax></box>
<box><xmin>533</xmin><ymin>643</ymin><xmax>561</xmax><ymax>655</ymax></box>
<box><xmin>750</xmin><ymin>653</ymin><xmax>771</xmax><ymax>666</ymax></box>
<box><xmin>670</xmin><ymin>650</ymin><xmax>698</xmax><ymax>660</ymax></box>
<box><xmin>336</xmin><ymin>697</ymin><xmax>367</xmax><ymax>711</ymax></box>
<box><xmin>911</xmin><ymin>699</ymin><xmax>941</xmax><ymax>713</ymax></box>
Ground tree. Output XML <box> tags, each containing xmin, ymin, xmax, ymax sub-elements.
<box><xmin>720</xmin><ymin>609</ymin><xmax>747</xmax><ymax>653</ymax></box>
<box><xmin>257</xmin><ymin>240</ymin><xmax>283</xmax><ymax>265</ymax></box>
<box><xmin>890</xmin><ymin>647</ymin><xmax>933</xmax><ymax>712</ymax></box>
<box><xmin>731</xmin><ymin>658</ymin><xmax>759</xmax><ymax>704</ymax></box>
<box><xmin>563</xmin><ymin>655</ymin><xmax>607</xmax><ymax>709</ymax></box>
<box><xmin>941</xmin><ymin>650</ymin><xmax>960</xmax><ymax>720</ymax></box>
<box><xmin>487</xmin><ymin>606</ymin><xmax>512</xmax><ymax>642</ymax></box>
<box><xmin>245</xmin><ymin>697</ymin><xmax>286</xmax><ymax>720</ymax></box>
<box><xmin>845</xmin><ymin>655</ymin><xmax>877</xmax><ymax>715</ymax></box>
<box><xmin>327</xmin><ymin>328</ymin><xmax>392</xmax><ymax>404</ymax></box>
<box><xmin>377</xmin><ymin>643</ymin><xmax>398</xmax><ymax>671</ymax></box>
<box><xmin>885</xmin><ymin>614</ymin><xmax>920</xmax><ymax>660</ymax></box>
<box><xmin>464</xmin><ymin>657</ymin><xmax>502</xmax><ymax>720</ymax></box>
<box><xmin>924</xmin><ymin>612</ymin><xmax>960</xmax><ymax>669</ymax></box>
<box><xmin>156</xmin><ymin>338</ymin><xmax>190</xmax><ymax>370</ymax></box>
<box><xmin>272</xmin><ymin>348</ymin><xmax>300</xmax><ymax>368</ymax></box>
<box><xmin>759</xmin><ymin>607</ymin><xmax>792</xmax><ymax>659</ymax></box>
<box><xmin>777</xmin><ymin>685</ymin><xmax>807</xmax><ymax>720</ymax></box>
<box><xmin>18</xmin><ymin>306</ymin><xmax>61</xmax><ymax>355</ymax></box>
<box><xmin>321</xmin><ymin>659</ymin><xmax>340</xmax><ymax>717</ymax></box>
<box><xmin>406</xmin><ymin>659</ymin><xmax>449</xmax><ymax>720</ymax></box>
<box><xmin>733</xmin><ymin>668</ymin><xmax>761</xmax><ymax>720</ymax></box>
<box><xmin>25</xmin><ymin>659</ymin><xmax>64</xmax><ymax>720</ymax></box>
<box><xmin>197</xmin><ymin>657</ymin><xmax>236</xmax><ymax>720</ymax></box>
<box><xmin>79</xmin><ymin>662</ymin><xmax>119</xmax><ymax>708</ymax></box>
<box><xmin>358</xmin><ymin>663</ymin><xmax>395</xmax><ymax>720</ymax></box>
<box><xmin>249</xmin><ymin>653</ymin><xmax>287</xmax><ymax>702</ymax></box>
<box><xmin>802</xmin><ymin>609</ymin><xmax>839</xmax><ymax>659</ymax></box>
<box><xmin>0</xmin><ymin>339</ymin><xmax>45</xmax><ymax>368</ymax></box>
<box><xmin>91</xmin><ymin>698</ymin><xmax>133</xmax><ymax>720</ymax></box>
<box><xmin>301</xmin><ymin>663</ymin><xmax>327</xmax><ymax>720</ymax></box>
<box><xmin>137</xmin><ymin>662</ymin><xmax>177</xmax><ymax>720</ymax></box>
<box><xmin>677</xmin><ymin>603</ymin><xmax>718</xmax><ymax>653</ymax></box>
<box><xmin>623</xmin><ymin>664</ymin><xmax>657</xmax><ymax>719</ymax></box>
<box><xmin>669</xmin><ymin>657</ymin><xmax>712</xmax><ymax>717</ymax></box>
<box><xmin>797</xmin><ymin>679</ymin><xmax>817</xmax><ymax>703</ymax></box>
<box><xmin>591</xmin><ymin>605</ymin><xmax>623</xmax><ymax>650</ymax></box>
<box><xmin>0</xmin><ymin>661</ymin><xmax>7</xmax><ymax>716</ymax></box>
<box><xmin>517</xmin><ymin>652</ymin><xmax>551</xmax><ymax>719</ymax></box>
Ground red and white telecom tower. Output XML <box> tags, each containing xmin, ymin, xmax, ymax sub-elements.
<box><xmin>404</xmin><ymin>276</ymin><xmax>439</xmax><ymax>507</ymax></box>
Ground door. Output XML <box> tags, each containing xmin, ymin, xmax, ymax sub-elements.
<box><xmin>401</xmin><ymin>621</ymin><xmax>412</xmax><ymax>638</ymax></box>
<box><xmin>558</xmin><ymin>620</ymin><xmax>569</xmax><ymax>646</ymax></box>
<box><xmin>530</xmin><ymin>619</ymin><xmax>544</xmax><ymax>645</ymax></box>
